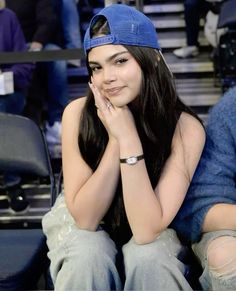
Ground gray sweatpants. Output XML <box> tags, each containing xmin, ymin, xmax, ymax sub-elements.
<box><xmin>42</xmin><ymin>194</ymin><xmax>193</xmax><ymax>290</ymax></box>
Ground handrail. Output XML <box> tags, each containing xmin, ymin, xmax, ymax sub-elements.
<box><xmin>0</xmin><ymin>48</ymin><xmax>84</xmax><ymax>64</ymax></box>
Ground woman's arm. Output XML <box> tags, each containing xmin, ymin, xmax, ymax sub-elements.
<box><xmin>62</xmin><ymin>98</ymin><xmax>120</xmax><ymax>230</ymax></box>
<box><xmin>120</xmin><ymin>113</ymin><xmax>205</xmax><ymax>244</ymax></box>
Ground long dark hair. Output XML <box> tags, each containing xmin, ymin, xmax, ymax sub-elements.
<box><xmin>78</xmin><ymin>17</ymin><xmax>200</xmax><ymax>245</ymax></box>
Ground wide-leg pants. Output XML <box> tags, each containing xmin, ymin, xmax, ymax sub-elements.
<box><xmin>42</xmin><ymin>194</ymin><xmax>193</xmax><ymax>290</ymax></box>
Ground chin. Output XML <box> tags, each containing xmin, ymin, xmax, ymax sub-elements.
<box><xmin>114</xmin><ymin>102</ymin><xmax>130</xmax><ymax>108</ymax></box>
<box><xmin>113</xmin><ymin>98</ymin><xmax>135</xmax><ymax>108</ymax></box>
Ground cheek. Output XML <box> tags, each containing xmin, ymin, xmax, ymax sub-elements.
<box><xmin>129</xmin><ymin>68</ymin><xmax>142</xmax><ymax>90</ymax></box>
<box><xmin>122</xmin><ymin>60</ymin><xmax>142</xmax><ymax>83</ymax></box>
<box><xmin>91</xmin><ymin>74</ymin><xmax>101</xmax><ymax>88</ymax></box>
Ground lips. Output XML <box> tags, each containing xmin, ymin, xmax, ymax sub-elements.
<box><xmin>104</xmin><ymin>87</ymin><xmax>124</xmax><ymax>96</ymax></box>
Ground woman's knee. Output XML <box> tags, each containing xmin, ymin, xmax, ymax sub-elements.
<box><xmin>67</xmin><ymin>229</ymin><xmax>117</xmax><ymax>261</ymax></box>
<box><xmin>123</xmin><ymin>237</ymin><xmax>173</xmax><ymax>271</ymax></box>
<box><xmin>50</xmin><ymin>229</ymin><xmax>117</xmax><ymax>280</ymax></box>
<box><xmin>207</xmin><ymin>236</ymin><xmax>236</xmax><ymax>277</ymax></box>
<box><xmin>51</xmin><ymin>230</ymin><xmax>121</xmax><ymax>290</ymax></box>
<box><xmin>123</xmin><ymin>237</ymin><xmax>191</xmax><ymax>290</ymax></box>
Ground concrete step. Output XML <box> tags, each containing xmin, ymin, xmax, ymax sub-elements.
<box><xmin>149</xmin><ymin>15</ymin><xmax>204</xmax><ymax>30</ymax></box>
<box><xmin>143</xmin><ymin>3</ymin><xmax>184</xmax><ymax>14</ymax></box>
<box><xmin>175</xmin><ymin>78</ymin><xmax>221</xmax><ymax>107</ymax></box>
<box><xmin>159</xmin><ymin>31</ymin><xmax>209</xmax><ymax>49</ymax></box>
<box><xmin>164</xmin><ymin>51</ymin><xmax>214</xmax><ymax>73</ymax></box>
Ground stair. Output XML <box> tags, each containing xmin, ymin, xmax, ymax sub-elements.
<box><xmin>0</xmin><ymin>0</ymin><xmax>222</xmax><ymax>226</ymax></box>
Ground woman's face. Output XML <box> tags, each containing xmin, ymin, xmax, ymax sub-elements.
<box><xmin>88</xmin><ymin>44</ymin><xmax>142</xmax><ymax>107</ymax></box>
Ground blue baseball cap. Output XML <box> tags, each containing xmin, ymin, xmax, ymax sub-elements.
<box><xmin>84</xmin><ymin>4</ymin><xmax>160</xmax><ymax>53</ymax></box>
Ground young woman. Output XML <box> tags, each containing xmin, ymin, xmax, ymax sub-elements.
<box><xmin>42</xmin><ymin>4</ymin><xmax>205</xmax><ymax>290</ymax></box>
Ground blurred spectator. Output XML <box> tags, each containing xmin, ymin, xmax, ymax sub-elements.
<box><xmin>54</xmin><ymin>0</ymin><xmax>82</xmax><ymax>67</ymax></box>
<box><xmin>0</xmin><ymin>7</ymin><xmax>33</xmax><ymax>114</ymax></box>
<box><xmin>173</xmin><ymin>0</ymin><xmax>211</xmax><ymax>58</ymax></box>
<box><xmin>0</xmin><ymin>5</ymin><xmax>33</xmax><ymax>212</ymax></box>
<box><xmin>56</xmin><ymin>0</ymin><xmax>82</xmax><ymax>49</ymax></box>
<box><xmin>204</xmin><ymin>0</ymin><xmax>226</xmax><ymax>48</ymax></box>
<box><xmin>6</xmin><ymin>0</ymin><xmax>69</xmax><ymax>152</ymax></box>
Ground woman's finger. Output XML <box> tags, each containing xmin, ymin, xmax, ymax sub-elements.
<box><xmin>89</xmin><ymin>83</ymin><xmax>107</xmax><ymax>110</ymax></box>
<box><xmin>106</xmin><ymin>100</ymin><xmax>113</xmax><ymax>110</ymax></box>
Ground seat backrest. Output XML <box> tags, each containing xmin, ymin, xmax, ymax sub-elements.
<box><xmin>218</xmin><ymin>0</ymin><xmax>236</xmax><ymax>29</ymax></box>
<box><xmin>0</xmin><ymin>113</ymin><xmax>56</xmax><ymax>204</ymax></box>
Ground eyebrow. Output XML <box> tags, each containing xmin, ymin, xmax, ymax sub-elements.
<box><xmin>88</xmin><ymin>50</ymin><xmax>129</xmax><ymax>65</ymax></box>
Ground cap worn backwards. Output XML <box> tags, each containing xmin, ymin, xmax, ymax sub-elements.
<box><xmin>84</xmin><ymin>4</ymin><xmax>160</xmax><ymax>53</ymax></box>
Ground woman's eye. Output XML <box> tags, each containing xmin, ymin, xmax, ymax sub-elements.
<box><xmin>90</xmin><ymin>66</ymin><xmax>101</xmax><ymax>72</ymax></box>
<box><xmin>116</xmin><ymin>58</ymin><xmax>128</xmax><ymax>65</ymax></box>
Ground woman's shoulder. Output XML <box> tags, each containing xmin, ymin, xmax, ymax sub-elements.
<box><xmin>62</xmin><ymin>97</ymin><xmax>87</xmax><ymax>136</ymax></box>
<box><xmin>178</xmin><ymin>112</ymin><xmax>204</xmax><ymax>135</ymax></box>
<box><xmin>62</xmin><ymin>97</ymin><xmax>87</xmax><ymax>122</ymax></box>
<box><xmin>172</xmin><ymin>112</ymin><xmax>205</xmax><ymax>177</ymax></box>
<box><xmin>175</xmin><ymin>112</ymin><xmax>205</xmax><ymax>149</ymax></box>
<box><xmin>61</xmin><ymin>97</ymin><xmax>87</xmax><ymax>147</ymax></box>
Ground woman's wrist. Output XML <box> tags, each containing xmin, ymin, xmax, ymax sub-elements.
<box><xmin>107</xmin><ymin>137</ymin><xmax>120</xmax><ymax>155</ymax></box>
<box><xmin>119</xmin><ymin>136</ymin><xmax>143</xmax><ymax>159</ymax></box>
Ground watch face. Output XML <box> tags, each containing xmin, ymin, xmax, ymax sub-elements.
<box><xmin>127</xmin><ymin>156</ymin><xmax>137</xmax><ymax>165</ymax></box>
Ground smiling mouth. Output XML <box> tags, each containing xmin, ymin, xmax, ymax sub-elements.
<box><xmin>105</xmin><ymin>87</ymin><xmax>124</xmax><ymax>96</ymax></box>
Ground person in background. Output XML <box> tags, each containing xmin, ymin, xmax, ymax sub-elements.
<box><xmin>6</xmin><ymin>0</ymin><xmax>68</xmax><ymax>152</ymax></box>
<box><xmin>172</xmin><ymin>86</ymin><xmax>236</xmax><ymax>290</ymax></box>
<box><xmin>59</xmin><ymin>0</ymin><xmax>82</xmax><ymax>49</ymax></box>
<box><xmin>173</xmin><ymin>0</ymin><xmax>211</xmax><ymax>58</ymax></box>
<box><xmin>42</xmin><ymin>4</ymin><xmax>205</xmax><ymax>290</ymax></box>
<box><xmin>0</xmin><ymin>6</ymin><xmax>33</xmax><ymax>114</ymax></box>
<box><xmin>0</xmin><ymin>3</ymin><xmax>33</xmax><ymax>212</ymax></box>
<box><xmin>54</xmin><ymin>0</ymin><xmax>82</xmax><ymax>67</ymax></box>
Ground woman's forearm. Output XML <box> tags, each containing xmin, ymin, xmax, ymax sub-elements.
<box><xmin>71</xmin><ymin>139</ymin><xmax>120</xmax><ymax>229</ymax></box>
<box><xmin>119</xmin><ymin>135</ymin><xmax>164</xmax><ymax>244</ymax></box>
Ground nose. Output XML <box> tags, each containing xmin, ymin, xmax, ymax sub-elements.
<box><xmin>103</xmin><ymin>66</ymin><xmax>116</xmax><ymax>84</ymax></box>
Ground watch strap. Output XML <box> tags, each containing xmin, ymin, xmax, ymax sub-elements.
<box><xmin>120</xmin><ymin>154</ymin><xmax>144</xmax><ymax>165</ymax></box>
